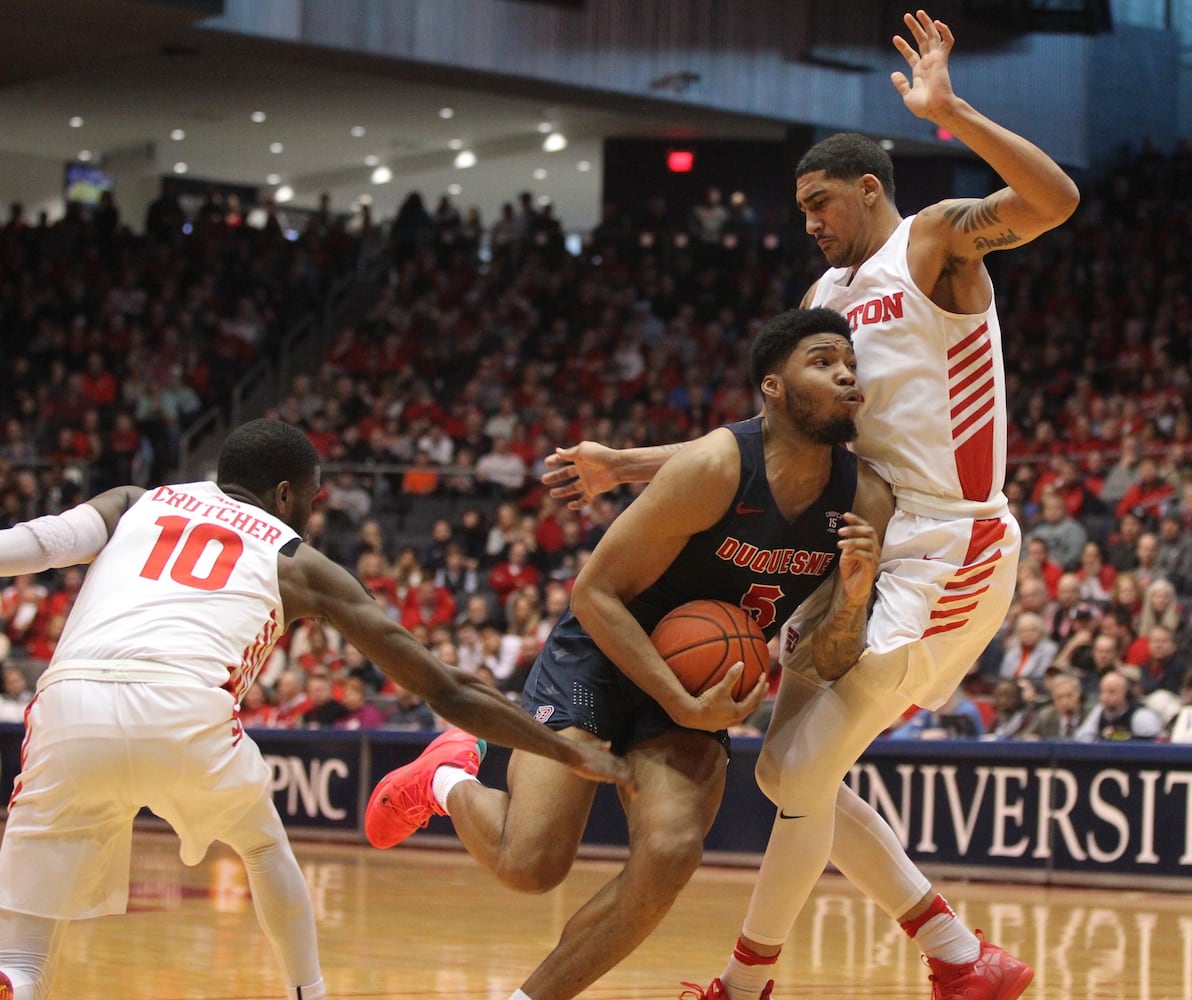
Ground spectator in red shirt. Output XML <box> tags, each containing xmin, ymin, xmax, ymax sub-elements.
<box><xmin>487</xmin><ymin>540</ymin><xmax>541</xmax><ymax>606</ymax></box>
<box><xmin>400</xmin><ymin>578</ymin><xmax>457</xmax><ymax>632</ymax></box>
<box><xmin>1022</xmin><ymin>537</ymin><xmax>1063</xmax><ymax>598</ymax></box>
<box><xmin>1115</xmin><ymin>456</ymin><xmax>1176</xmax><ymax>526</ymax></box>
<box><xmin>80</xmin><ymin>351</ymin><xmax>119</xmax><ymax>410</ymax></box>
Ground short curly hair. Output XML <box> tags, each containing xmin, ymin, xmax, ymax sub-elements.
<box><xmin>216</xmin><ymin>418</ymin><xmax>319</xmax><ymax>497</ymax></box>
<box><xmin>797</xmin><ymin>132</ymin><xmax>896</xmax><ymax>203</ymax></box>
<box><xmin>749</xmin><ymin>307</ymin><xmax>852</xmax><ymax>388</ymax></box>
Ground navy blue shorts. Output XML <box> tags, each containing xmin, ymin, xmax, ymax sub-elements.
<box><xmin>520</xmin><ymin>610</ymin><xmax>729</xmax><ymax>757</ymax></box>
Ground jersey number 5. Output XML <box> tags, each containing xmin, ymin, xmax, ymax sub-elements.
<box><xmin>140</xmin><ymin>515</ymin><xmax>244</xmax><ymax>591</ymax></box>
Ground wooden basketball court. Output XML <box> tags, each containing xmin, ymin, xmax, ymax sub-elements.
<box><xmin>44</xmin><ymin>828</ymin><xmax>1185</xmax><ymax>998</ymax></box>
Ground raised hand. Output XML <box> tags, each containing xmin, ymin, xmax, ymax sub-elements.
<box><xmin>890</xmin><ymin>9</ymin><xmax>959</xmax><ymax>122</ymax></box>
<box><xmin>541</xmin><ymin>441</ymin><xmax>622</xmax><ymax>509</ymax></box>
<box><xmin>836</xmin><ymin>511</ymin><xmax>881</xmax><ymax>608</ymax></box>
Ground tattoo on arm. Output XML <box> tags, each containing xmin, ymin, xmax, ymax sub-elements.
<box><xmin>941</xmin><ymin>196</ymin><xmax>1003</xmax><ymax>233</ymax></box>
<box><xmin>808</xmin><ymin>600</ymin><xmax>868</xmax><ymax>681</ymax></box>
<box><xmin>941</xmin><ymin>194</ymin><xmax>1023</xmax><ymax>253</ymax></box>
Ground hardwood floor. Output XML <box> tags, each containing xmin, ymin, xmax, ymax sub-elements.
<box><xmin>39</xmin><ymin>828</ymin><xmax>1190</xmax><ymax>998</ymax></box>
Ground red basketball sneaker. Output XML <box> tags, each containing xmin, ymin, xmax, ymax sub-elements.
<box><xmin>364</xmin><ymin>729</ymin><xmax>486</xmax><ymax>849</ymax></box>
<box><xmin>0</xmin><ymin>970</ymin><xmax>12</xmax><ymax>1000</ymax></box>
<box><xmin>679</xmin><ymin>978</ymin><xmax>773</xmax><ymax>1000</ymax></box>
<box><xmin>926</xmin><ymin>934</ymin><xmax>1034</xmax><ymax>1000</ymax></box>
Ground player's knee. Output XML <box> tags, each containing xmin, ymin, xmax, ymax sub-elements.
<box><xmin>494</xmin><ymin>846</ymin><xmax>574</xmax><ymax>894</ymax></box>
<box><xmin>754</xmin><ymin>749</ymin><xmax>780</xmax><ymax>803</ymax></box>
<box><xmin>635</xmin><ymin>825</ymin><xmax>705</xmax><ymax>894</ymax></box>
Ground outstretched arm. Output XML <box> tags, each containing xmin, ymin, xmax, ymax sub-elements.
<box><xmin>541</xmin><ymin>440</ymin><xmax>689</xmax><ymax>509</ymax></box>
<box><xmin>893</xmin><ymin>9</ymin><xmax>1079</xmax><ymax>266</ymax></box>
<box><xmin>0</xmin><ymin>485</ymin><xmax>143</xmax><ymax>576</ymax></box>
<box><xmin>282</xmin><ymin>548</ymin><xmax>634</xmax><ymax>789</ymax></box>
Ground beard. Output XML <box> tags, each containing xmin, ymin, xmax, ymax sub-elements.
<box><xmin>784</xmin><ymin>393</ymin><xmax>858</xmax><ymax>446</ymax></box>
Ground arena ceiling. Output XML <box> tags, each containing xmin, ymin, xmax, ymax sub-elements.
<box><xmin>0</xmin><ymin>0</ymin><xmax>799</xmax><ymax>230</ymax></box>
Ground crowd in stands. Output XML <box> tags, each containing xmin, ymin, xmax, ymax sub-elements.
<box><xmin>4</xmin><ymin>139</ymin><xmax>1192</xmax><ymax>744</ymax></box>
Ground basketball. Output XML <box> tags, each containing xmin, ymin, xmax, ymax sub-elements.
<box><xmin>650</xmin><ymin>599</ymin><xmax>770</xmax><ymax>699</ymax></box>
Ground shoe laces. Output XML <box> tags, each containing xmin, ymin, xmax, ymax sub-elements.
<box><xmin>678</xmin><ymin>982</ymin><xmax>710</xmax><ymax>1000</ymax></box>
<box><xmin>380</xmin><ymin>777</ymin><xmax>439</xmax><ymax>831</ymax></box>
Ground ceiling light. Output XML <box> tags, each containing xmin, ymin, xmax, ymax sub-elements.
<box><xmin>439</xmin><ymin>107</ymin><xmax>454</xmax><ymax>119</ymax></box>
<box><xmin>536</xmin><ymin>195</ymin><xmax>552</xmax><ymax>208</ymax></box>
<box><xmin>350</xmin><ymin>125</ymin><xmax>366</xmax><ymax>138</ymax></box>
<box><xmin>543</xmin><ymin>132</ymin><xmax>567</xmax><ymax>153</ymax></box>
<box><xmin>537</xmin><ymin>122</ymin><xmax>553</xmax><ymax>134</ymax></box>
<box><xmin>447</xmin><ymin>183</ymin><xmax>462</xmax><ymax>196</ymax></box>
<box><xmin>170</xmin><ymin>129</ymin><xmax>186</xmax><ymax>141</ymax></box>
<box><xmin>447</xmin><ymin>139</ymin><xmax>464</xmax><ymax>150</ymax></box>
<box><xmin>77</xmin><ymin>150</ymin><xmax>92</xmax><ymax>162</ymax></box>
<box><xmin>173</xmin><ymin>162</ymin><xmax>188</xmax><ymax>174</ymax></box>
<box><xmin>454</xmin><ymin>150</ymin><xmax>476</xmax><ymax>169</ymax></box>
<box><xmin>275</xmin><ymin>185</ymin><xmax>294</xmax><ymax>203</ymax></box>
<box><xmin>879</xmin><ymin>138</ymin><xmax>895</xmax><ymax>151</ymax></box>
<box><xmin>69</xmin><ymin>116</ymin><xmax>84</xmax><ymax>128</ymax></box>
<box><xmin>251</xmin><ymin>111</ymin><xmax>267</xmax><ymax>123</ymax></box>
<box><xmin>364</xmin><ymin>154</ymin><xmax>380</xmax><ymax>167</ymax></box>
<box><xmin>533</xmin><ymin>168</ymin><xmax>547</xmax><ymax>180</ymax></box>
<box><xmin>269</xmin><ymin>142</ymin><xmax>284</xmax><ymax>154</ymax></box>
<box><xmin>577</xmin><ymin>160</ymin><xmax>592</xmax><ymax>172</ymax></box>
<box><xmin>266</xmin><ymin>173</ymin><xmax>281</xmax><ymax>185</ymax></box>
<box><xmin>370</xmin><ymin>165</ymin><xmax>393</xmax><ymax>184</ymax></box>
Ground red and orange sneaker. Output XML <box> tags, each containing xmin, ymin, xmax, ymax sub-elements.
<box><xmin>0</xmin><ymin>970</ymin><xmax>13</xmax><ymax>1000</ymax></box>
<box><xmin>364</xmin><ymin>729</ymin><xmax>486</xmax><ymax>849</ymax></box>
<box><xmin>927</xmin><ymin>933</ymin><xmax>1033</xmax><ymax>1000</ymax></box>
<box><xmin>678</xmin><ymin>978</ymin><xmax>773</xmax><ymax>1000</ymax></box>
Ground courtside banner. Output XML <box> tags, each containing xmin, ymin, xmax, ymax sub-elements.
<box><xmin>845</xmin><ymin>740</ymin><xmax>1192</xmax><ymax>889</ymax></box>
<box><xmin>3</xmin><ymin>725</ymin><xmax>1191</xmax><ymax>887</ymax></box>
<box><xmin>253</xmin><ymin>728</ymin><xmax>364</xmax><ymax>833</ymax></box>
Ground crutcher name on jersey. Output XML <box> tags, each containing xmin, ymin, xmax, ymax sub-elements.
<box><xmin>844</xmin><ymin>290</ymin><xmax>904</xmax><ymax>330</ymax></box>
<box><xmin>150</xmin><ymin>485</ymin><xmax>285</xmax><ymax>545</ymax></box>
<box><xmin>715</xmin><ymin>537</ymin><xmax>836</xmax><ymax>576</ymax></box>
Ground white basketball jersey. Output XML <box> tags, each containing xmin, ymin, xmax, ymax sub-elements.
<box><xmin>50</xmin><ymin>481</ymin><xmax>299</xmax><ymax>698</ymax></box>
<box><xmin>811</xmin><ymin>216</ymin><xmax>1007</xmax><ymax>506</ymax></box>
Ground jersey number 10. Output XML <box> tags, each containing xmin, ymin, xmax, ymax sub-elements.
<box><xmin>139</xmin><ymin>515</ymin><xmax>245</xmax><ymax>592</ymax></box>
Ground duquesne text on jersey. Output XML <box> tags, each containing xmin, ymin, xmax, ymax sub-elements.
<box><xmin>150</xmin><ymin>485</ymin><xmax>285</xmax><ymax>545</ymax></box>
<box><xmin>715</xmin><ymin>536</ymin><xmax>836</xmax><ymax>575</ymax></box>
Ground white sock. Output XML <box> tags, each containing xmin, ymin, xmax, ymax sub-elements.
<box><xmin>292</xmin><ymin>977</ymin><xmax>327</xmax><ymax>1000</ymax></box>
<box><xmin>508</xmin><ymin>990</ymin><xmax>533</xmax><ymax>1000</ymax></box>
<box><xmin>914</xmin><ymin>913</ymin><xmax>980</xmax><ymax>965</ymax></box>
<box><xmin>720</xmin><ymin>938</ymin><xmax>778</xmax><ymax>1000</ymax></box>
<box><xmin>432</xmin><ymin>766</ymin><xmax>479</xmax><ymax>814</ymax></box>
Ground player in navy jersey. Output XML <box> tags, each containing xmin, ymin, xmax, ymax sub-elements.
<box><xmin>541</xmin><ymin>12</ymin><xmax>1077</xmax><ymax>1000</ymax></box>
<box><xmin>365</xmin><ymin>307</ymin><xmax>892</xmax><ymax>1000</ymax></box>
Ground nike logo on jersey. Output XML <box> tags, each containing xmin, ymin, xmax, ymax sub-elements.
<box><xmin>736</xmin><ymin>502</ymin><xmax>765</xmax><ymax>515</ymax></box>
<box><xmin>778</xmin><ymin>809</ymin><xmax>807</xmax><ymax>820</ymax></box>
<box><xmin>922</xmin><ymin>554</ymin><xmax>937</xmax><ymax>561</ymax></box>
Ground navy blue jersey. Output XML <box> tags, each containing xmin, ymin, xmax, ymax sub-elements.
<box><xmin>522</xmin><ymin>417</ymin><xmax>858</xmax><ymax>752</ymax></box>
<box><xmin>627</xmin><ymin>417</ymin><xmax>857</xmax><ymax>638</ymax></box>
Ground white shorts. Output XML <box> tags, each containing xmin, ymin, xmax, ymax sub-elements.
<box><xmin>783</xmin><ymin>508</ymin><xmax>1020</xmax><ymax>710</ymax></box>
<box><xmin>0</xmin><ymin>678</ymin><xmax>272</xmax><ymax>920</ymax></box>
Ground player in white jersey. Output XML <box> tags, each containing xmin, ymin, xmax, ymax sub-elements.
<box><xmin>544</xmin><ymin>11</ymin><xmax>1078</xmax><ymax>1000</ymax></box>
<box><xmin>0</xmin><ymin>419</ymin><xmax>631</xmax><ymax>1000</ymax></box>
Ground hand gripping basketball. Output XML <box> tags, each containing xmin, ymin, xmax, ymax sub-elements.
<box><xmin>650</xmin><ymin>599</ymin><xmax>770</xmax><ymax>699</ymax></box>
